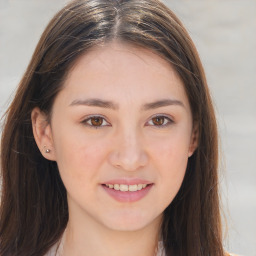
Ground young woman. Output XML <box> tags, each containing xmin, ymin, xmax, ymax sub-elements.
<box><xmin>0</xmin><ymin>0</ymin><xmax>235</xmax><ymax>255</ymax></box>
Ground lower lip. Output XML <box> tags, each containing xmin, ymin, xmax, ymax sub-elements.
<box><xmin>101</xmin><ymin>184</ymin><xmax>153</xmax><ymax>203</ymax></box>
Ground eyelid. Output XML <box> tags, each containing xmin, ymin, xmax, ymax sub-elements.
<box><xmin>146</xmin><ymin>114</ymin><xmax>174</xmax><ymax>127</ymax></box>
<box><xmin>81</xmin><ymin>114</ymin><xmax>174</xmax><ymax>129</ymax></box>
<box><xmin>81</xmin><ymin>115</ymin><xmax>111</xmax><ymax>128</ymax></box>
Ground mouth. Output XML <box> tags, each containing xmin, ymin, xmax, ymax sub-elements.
<box><xmin>101</xmin><ymin>182</ymin><xmax>154</xmax><ymax>202</ymax></box>
<box><xmin>103</xmin><ymin>183</ymin><xmax>150</xmax><ymax>192</ymax></box>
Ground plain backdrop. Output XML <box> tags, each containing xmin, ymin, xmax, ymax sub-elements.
<box><xmin>0</xmin><ymin>0</ymin><xmax>255</xmax><ymax>255</ymax></box>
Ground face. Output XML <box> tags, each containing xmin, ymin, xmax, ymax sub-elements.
<box><xmin>33</xmin><ymin>42</ymin><xmax>197</xmax><ymax>232</ymax></box>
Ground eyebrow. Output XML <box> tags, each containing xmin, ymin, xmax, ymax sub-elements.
<box><xmin>69</xmin><ymin>98</ymin><xmax>184</xmax><ymax>110</ymax></box>
<box><xmin>70</xmin><ymin>98</ymin><xmax>119</xmax><ymax>110</ymax></box>
<box><xmin>142</xmin><ymin>99</ymin><xmax>184</xmax><ymax>110</ymax></box>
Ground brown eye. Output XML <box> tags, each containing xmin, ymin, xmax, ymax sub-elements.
<box><xmin>152</xmin><ymin>116</ymin><xmax>165</xmax><ymax>126</ymax></box>
<box><xmin>82</xmin><ymin>116</ymin><xmax>109</xmax><ymax>128</ymax></box>
<box><xmin>91</xmin><ymin>117</ymin><xmax>103</xmax><ymax>126</ymax></box>
<box><xmin>147</xmin><ymin>115</ymin><xmax>173</xmax><ymax>128</ymax></box>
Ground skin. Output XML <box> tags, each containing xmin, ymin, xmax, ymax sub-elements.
<box><xmin>32</xmin><ymin>42</ymin><xmax>198</xmax><ymax>256</ymax></box>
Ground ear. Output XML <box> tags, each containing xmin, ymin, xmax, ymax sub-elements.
<box><xmin>31</xmin><ymin>107</ymin><xmax>56</xmax><ymax>161</ymax></box>
<box><xmin>188</xmin><ymin>123</ymin><xmax>199</xmax><ymax>157</ymax></box>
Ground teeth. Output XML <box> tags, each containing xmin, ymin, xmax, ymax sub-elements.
<box><xmin>129</xmin><ymin>185</ymin><xmax>138</xmax><ymax>192</ymax></box>
<box><xmin>120</xmin><ymin>184</ymin><xmax>129</xmax><ymax>191</ymax></box>
<box><xmin>105</xmin><ymin>184</ymin><xmax>148</xmax><ymax>192</ymax></box>
<box><xmin>138</xmin><ymin>184</ymin><xmax>146</xmax><ymax>190</ymax></box>
<box><xmin>114</xmin><ymin>184</ymin><xmax>119</xmax><ymax>190</ymax></box>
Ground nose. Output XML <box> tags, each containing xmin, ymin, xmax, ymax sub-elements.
<box><xmin>108</xmin><ymin>128</ymin><xmax>149</xmax><ymax>172</ymax></box>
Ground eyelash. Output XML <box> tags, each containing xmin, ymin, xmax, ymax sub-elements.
<box><xmin>81</xmin><ymin>115</ymin><xmax>110</xmax><ymax>129</ymax></box>
<box><xmin>81</xmin><ymin>115</ymin><xmax>174</xmax><ymax>129</ymax></box>
<box><xmin>147</xmin><ymin>115</ymin><xmax>174</xmax><ymax>128</ymax></box>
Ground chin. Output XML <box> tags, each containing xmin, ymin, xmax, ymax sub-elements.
<box><xmin>101</xmin><ymin>211</ymin><xmax>161</xmax><ymax>232</ymax></box>
<box><xmin>106</xmin><ymin>221</ymin><xmax>148</xmax><ymax>232</ymax></box>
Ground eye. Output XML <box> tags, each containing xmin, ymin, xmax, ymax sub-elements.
<box><xmin>147</xmin><ymin>115</ymin><xmax>174</xmax><ymax>128</ymax></box>
<box><xmin>82</xmin><ymin>115</ymin><xmax>110</xmax><ymax>128</ymax></box>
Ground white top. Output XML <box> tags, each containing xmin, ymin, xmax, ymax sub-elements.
<box><xmin>44</xmin><ymin>238</ymin><xmax>237</xmax><ymax>256</ymax></box>
<box><xmin>44</xmin><ymin>239</ymin><xmax>166</xmax><ymax>256</ymax></box>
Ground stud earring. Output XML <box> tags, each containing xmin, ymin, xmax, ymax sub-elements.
<box><xmin>44</xmin><ymin>146</ymin><xmax>51</xmax><ymax>153</ymax></box>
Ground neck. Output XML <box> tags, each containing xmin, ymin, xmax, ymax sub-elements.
<box><xmin>61</xmin><ymin>212</ymin><xmax>163</xmax><ymax>256</ymax></box>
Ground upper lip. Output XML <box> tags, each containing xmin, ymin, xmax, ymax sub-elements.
<box><xmin>101</xmin><ymin>178</ymin><xmax>153</xmax><ymax>185</ymax></box>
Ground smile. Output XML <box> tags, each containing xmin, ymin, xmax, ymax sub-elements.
<box><xmin>101</xmin><ymin>183</ymin><xmax>153</xmax><ymax>202</ymax></box>
<box><xmin>104</xmin><ymin>184</ymin><xmax>148</xmax><ymax>192</ymax></box>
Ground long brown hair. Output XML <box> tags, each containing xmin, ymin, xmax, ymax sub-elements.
<box><xmin>0</xmin><ymin>0</ymin><xmax>224</xmax><ymax>255</ymax></box>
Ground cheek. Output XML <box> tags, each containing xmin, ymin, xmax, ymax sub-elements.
<box><xmin>148</xmin><ymin>128</ymin><xmax>190</xmax><ymax>196</ymax></box>
<box><xmin>149</xmin><ymin>127</ymin><xmax>191</xmax><ymax>163</ymax></box>
<box><xmin>52</xmin><ymin>124</ymin><xmax>108</xmax><ymax>180</ymax></box>
<box><xmin>155</xmin><ymin>143</ymin><xmax>188</xmax><ymax>207</ymax></box>
<box><xmin>156</xmin><ymin>140</ymin><xmax>188</xmax><ymax>181</ymax></box>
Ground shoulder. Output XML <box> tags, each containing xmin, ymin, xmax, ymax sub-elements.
<box><xmin>44</xmin><ymin>243</ymin><xmax>59</xmax><ymax>256</ymax></box>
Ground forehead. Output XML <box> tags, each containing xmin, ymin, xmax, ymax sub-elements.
<box><xmin>67</xmin><ymin>42</ymin><xmax>179</xmax><ymax>82</ymax></box>
<box><xmin>60</xmin><ymin>42</ymin><xmax>190</xmax><ymax>109</ymax></box>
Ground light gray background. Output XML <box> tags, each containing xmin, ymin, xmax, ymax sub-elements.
<box><xmin>0</xmin><ymin>0</ymin><xmax>255</xmax><ymax>255</ymax></box>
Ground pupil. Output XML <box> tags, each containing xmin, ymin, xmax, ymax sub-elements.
<box><xmin>153</xmin><ymin>117</ymin><xmax>164</xmax><ymax>125</ymax></box>
<box><xmin>92</xmin><ymin>118</ymin><xmax>102</xmax><ymax>126</ymax></box>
